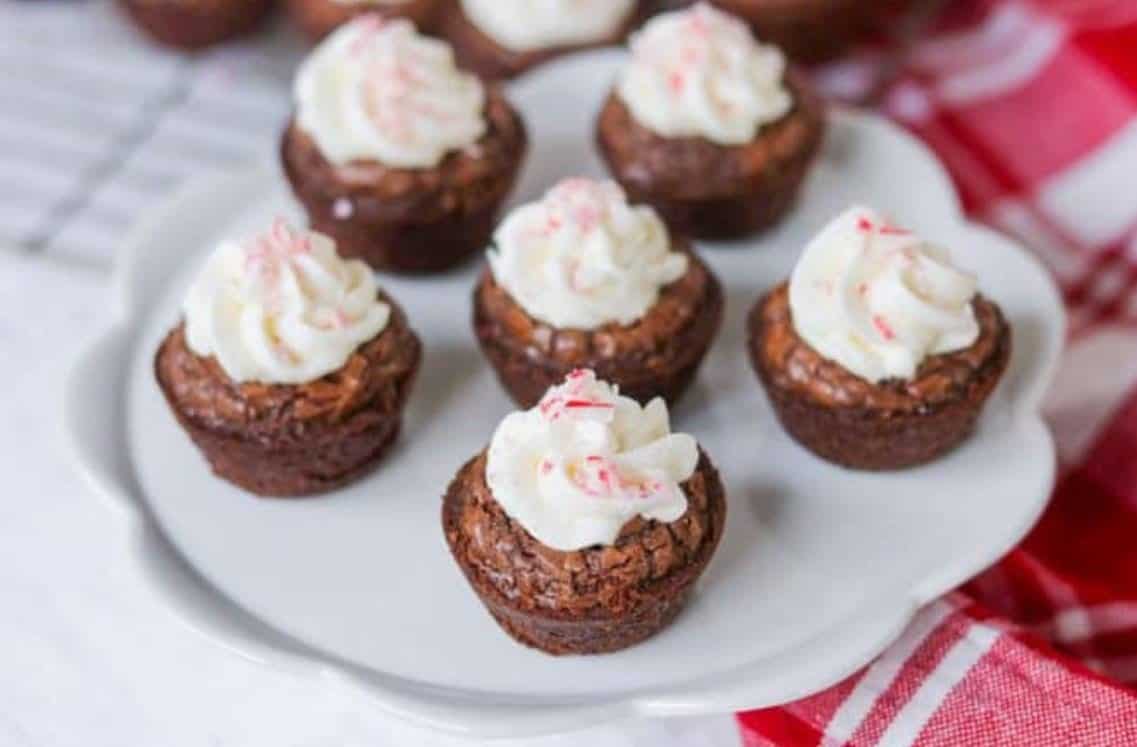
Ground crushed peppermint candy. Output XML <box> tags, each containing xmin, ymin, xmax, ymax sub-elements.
<box><xmin>543</xmin><ymin>178</ymin><xmax>619</xmax><ymax>235</ymax></box>
<box><xmin>242</xmin><ymin>218</ymin><xmax>315</xmax><ymax>302</ymax></box>
<box><xmin>872</xmin><ymin>314</ymin><xmax>896</xmax><ymax>342</ymax></box>
<box><xmin>484</xmin><ymin>368</ymin><xmax>697</xmax><ymax>550</ymax></box>
<box><xmin>537</xmin><ymin>369</ymin><xmax>618</xmax><ymax>422</ymax></box>
<box><xmin>566</xmin><ymin>455</ymin><xmax>666</xmax><ymax>501</ymax></box>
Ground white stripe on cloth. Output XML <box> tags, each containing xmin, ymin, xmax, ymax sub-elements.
<box><xmin>1019</xmin><ymin>553</ymin><xmax>1082</xmax><ymax>605</ymax></box>
<box><xmin>823</xmin><ymin>600</ymin><xmax>956</xmax><ymax>744</ymax></box>
<box><xmin>982</xmin><ymin>198</ymin><xmax>1089</xmax><ymax>284</ymax></box>
<box><xmin>1038</xmin><ymin>603</ymin><xmax>1137</xmax><ymax>643</ymax></box>
<box><xmin>1044</xmin><ymin>327</ymin><xmax>1137</xmax><ymax>465</ymax></box>
<box><xmin>1018</xmin><ymin>552</ymin><xmax>1088</xmax><ymax>618</ymax></box>
<box><xmin>883</xmin><ymin>82</ymin><xmax>937</xmax><ymax>125</ymax></box>
<box><xmin>1088</xmin><ymin>263</ymin><xmax>1133</xmax><ymax>305</ymax></box>
<box><xmin>910</xmin><ymin>3</ymin><xmax>1055</xmax><ymax>76</ymax></box>
<box><xmin>934</xmin><ymin>14</ymin><xmax>1066</xmax><ymax>104</ymax></box>
<box><xmin>1038</xmin><ymin>120</ymin><xmax>1137</xmax><ymax>248</ymax></box>
<box><xmin>875</xmin><ymin>624</ymin><xmax>1000</xmax><ymax>746</ymax></box>
<box><xmin>1010</xmin><ymin>553</ymin><xmax>1124</xmax><ymax>681</ymax></box>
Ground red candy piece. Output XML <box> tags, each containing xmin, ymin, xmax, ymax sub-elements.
<box><xmin>873</xmin><ymin>314</ymin><xmax>896</xmax><ymax>341</ymax></box>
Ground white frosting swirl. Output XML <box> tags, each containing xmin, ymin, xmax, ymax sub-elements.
<box><xmin>183</xmin><ymin>219</ymin><xmax>391</xmax><ymax>385</ymax></box>
<box><xmin>487</xmin><ymin>178</ymin><xmax>688</xmax><ymax>329</ymax></box>
<box><xmin>789</xmin><ymin>207</ymin><xmax>981</xmax><ymax>383</ymax></box>
<box><xmin>459</xmin><ymin>0</ymin><xmax>635</xmax><ymax>52</ymax></box>
<box><xmin>486</xmin><ymin>370</ymin><xmax>698</xmax><ymax>551</ymax></box>
<box><xmin>617</xmin><ymin>2</ymin><xmax>792</xmax><ymax>146</ymax></box>
<box><xmin>295</xmin><ymin>16</ymin><xmax>486</xmax><ymax>169</ymax></box>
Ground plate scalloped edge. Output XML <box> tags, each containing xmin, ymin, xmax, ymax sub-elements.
<box><xmin>65</xmin><ymin>77</ymin><xmax>1065</xmax><ymax>740</ymax></box>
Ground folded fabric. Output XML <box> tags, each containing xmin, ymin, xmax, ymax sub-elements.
<box><xmin>739</xmin><ymin>594</ymin><xmax>1137</xmax><ymax>746</ymax></box>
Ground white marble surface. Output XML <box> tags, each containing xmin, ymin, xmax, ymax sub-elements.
<box><xmin>0</xmin><ymin>253</ymin><xmax>738</xmax><ymax>746</ymax></box>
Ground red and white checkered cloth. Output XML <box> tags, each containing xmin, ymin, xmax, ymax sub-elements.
<box><xmin>737</xmin><ymin>1</ymin><xmax>1137</xmax><ymax>744</ymax></box>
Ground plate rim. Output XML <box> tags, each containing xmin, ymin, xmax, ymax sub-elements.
<box><xmin>64</xmin><ymin>58</ymin><xmax>1065</xmax><ymax>738</ymax></box>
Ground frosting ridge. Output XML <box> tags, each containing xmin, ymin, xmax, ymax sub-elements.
<box><xmin>616</xmin><ymin>2</ymin><xmax>792</xmax><ymax>146</ymax></box>
<box><xmin>485</xmin><ymin>370</ymin><xmax>697</xmax><ymax>551</ymax></box>
<box><xmin>183</xmin><ymin>218</ymin><xmax>391</xmax><ymax>384</ymax></box>
<box><xmin>788</xmin><ymin>206</ymin><xmax>981</xmax><ymax>383</ymax></box>
<box><xmin>295</xmin><ymin>16</ymin><xmax>486</xmax><ymax>169</ymax></box>
<box><xmin>487</xmin><ymin>178</ymin><xmax>688</xmax><ymax>329</ymax></box>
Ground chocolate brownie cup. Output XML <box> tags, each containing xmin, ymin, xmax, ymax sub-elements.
<box><xmin>119</xmin><ymin>0</ymin><xmax>274</xmax><ymax>50</ymax></box>
<box><xmin>474</xmin><ymin>178</ymin><xmax>723</xmax><ymax>408</ymax></box>
<box><xmin>438</xmin><ymin>0</ymin><xmax>640</xmax><ymax>80</ymax></box>
<box><xmin>281</xmin><ymin>17</ymin><xmax>527</xmax><ymax>274</ymax></box>
<box><xmin>287</xmin><ymin>0</ymin><xmax>439</xmax><ymax>43</ymax></box>
<box><xmin>597</xmin><ymin>3</ymin><xmax>825</xmax><ymax>240</ymax></box>
<box><xmin>748</xmin><ymin>207</ymin><xmax>1012</xmax><ymax>470</ymax></box>
<box><xmin>443</xmin><ymin>370</ymin><xmax>727</xmax><ymax>654</ymax></box>
<box><xmin>155</xmin><ymin>219</ymin><xmax>421</xmax><ymax>496</ymax></box>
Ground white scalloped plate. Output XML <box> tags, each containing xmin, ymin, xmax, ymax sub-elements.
<box><xmin>66</xmin><ymin>50</ymin><xmax>1064</xmax><ymax>738</ymax></box>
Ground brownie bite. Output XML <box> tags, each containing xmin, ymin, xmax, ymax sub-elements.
<box><xmin>155</xmin><ymin>219</ymin><xmax>421</xmax><ymax>496</ymax></box>
<box><xmin>281</xmin><ymin>16</ymin><xmax>527</xmax><ymax>274</ymax></box>
<box><xmin>474</xmin><ymin>178</ymin><xmax>723</xmax><ymax>408</ymax></box>
<box><xmin>286</xmin><ymin>0</ymin><xmax>439</xmax><ymax>43</ymax></box>
<box><xmin>119</xmin><ymin>0</ymin><xmax>275</xmax><ymax>49</ymax></box>
<box><xmin>438</xmin><ymin>0</ymin><xmax>640</xmax><ymax>80</ymax></box>
<box><xmin>748</xmin><ymin>207</ymin><xmax>1012</xmax><ymax>470</ymax></box>
<box><xmin>443</xmin><ymin>370</ymin><xmax>727</xmax><ymax>654</ymax></box>
<box><xmin>597</xmin><ymin>3</ymin><xmax>825</xmax><ymax>240</ymax></box>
